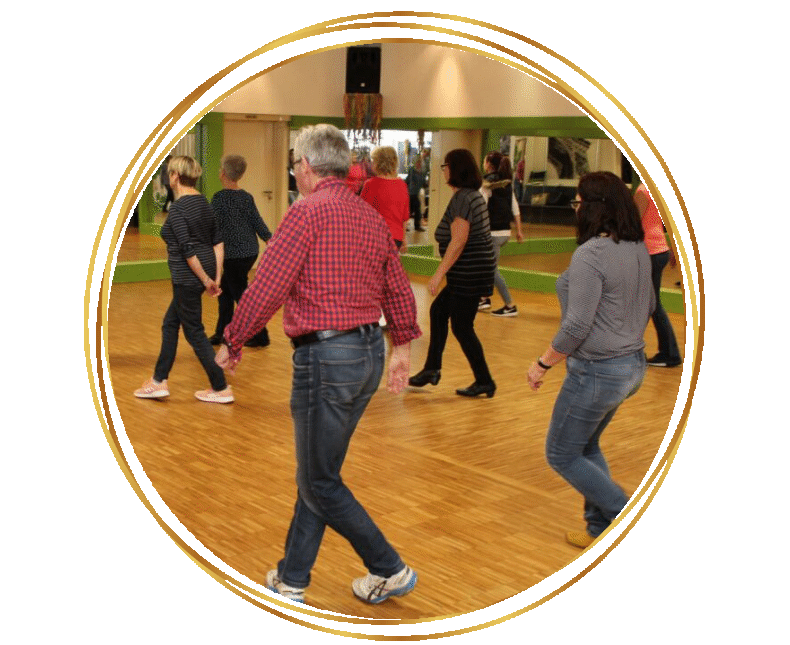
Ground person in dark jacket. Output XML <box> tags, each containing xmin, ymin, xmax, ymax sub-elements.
<box><xmin>208</xmin><ymin>155</ymin><xmax>272</xmax><ymax>347</ymax></box>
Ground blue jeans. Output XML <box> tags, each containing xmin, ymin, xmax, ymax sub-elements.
<box><xmin>277</xmin><ymin>326</ymin><xmax>404</xmax><ymax>588</ymax></box>
<box><xmin>650</xmin><ymin>252</ymin><xmax>681</xmax><ymax>362</ymax></box>
<box><xmin>491</xmin><ymin>235</ymin><xmax>513</xmax><ymax>305</ymax></box>
<box><xmin>545</xmin><ymin>351</ymin><xmax>646</xmax><ymax>537</ymax></box>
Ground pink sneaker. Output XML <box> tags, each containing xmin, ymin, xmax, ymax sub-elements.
<box><xmin>194</xmin><ymin>386</ymin><xmax>234</xmax><ymax>404</ymax></box>
<box><xmin>134</xmin><ymin>378</ymin><xmax>169</xmax><ymax>399</ymax></box>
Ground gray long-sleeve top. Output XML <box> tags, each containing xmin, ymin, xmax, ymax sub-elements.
<box><xmin>552</xmin><ymin>236</ymin><xmax>656</xmax><ymax>361</ymax></box>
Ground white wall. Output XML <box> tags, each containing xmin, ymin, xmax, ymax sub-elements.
<box><xmin>217</xmin><ymin>43</ymin><xmax>584</xmax><ymax>118</ymax></box>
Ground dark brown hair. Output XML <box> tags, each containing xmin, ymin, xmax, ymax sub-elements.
<box><xmin>484</xmin><ymin>151</ymin><xmax>513</xmax><ymax>181</ymax></box>
<box><xmin>575</xmin><ymin>171</ymin><xmax>644</xmax><ymax>244</ymax></box>
<box><xmin>444</xmin><ymin>149</ymin><xmax>482</xmax><ymax>190</ymax></box>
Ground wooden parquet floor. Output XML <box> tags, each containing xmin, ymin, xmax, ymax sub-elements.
<box><xmin>106</xmin><ymin>268</ymin><xmax>685</xmax><ymax>619</ymax></box>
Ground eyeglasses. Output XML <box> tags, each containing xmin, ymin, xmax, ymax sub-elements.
<box><xmin>571</xmin><ymin>198</ymin><xmax>605</xmax><ymax>208</ymax></box>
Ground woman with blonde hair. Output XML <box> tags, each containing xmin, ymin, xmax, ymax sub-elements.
<box><xmin>360</xmin><ymin>146</ymin><xmax>410</xmax><ymax>250</ymax></box>
<box><xmin>134</xmin><ymin>155</ymin><xmax>233</xmax><ymax>403</ymax></box>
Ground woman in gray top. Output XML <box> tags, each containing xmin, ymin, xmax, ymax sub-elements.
<box><xmin>527</xmin><ymin>171</ymin><xmax>655</xmax><ymax>549</ymax></box>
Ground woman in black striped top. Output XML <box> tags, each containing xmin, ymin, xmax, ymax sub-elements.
<box><xmin>134</xmin><ymin>155</ymin><xmax>233</xmax><ymax>404</ymax></box>
<box><xmin>408</xmin><ymin>149</ymin><xmax>497</xmax><ymax>398</ymax></box>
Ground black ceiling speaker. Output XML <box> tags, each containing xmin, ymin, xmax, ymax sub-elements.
<box><xmin>345</xmin><ymin>45</ymin><xmax>381</xmax><ymax>94</ymax></box>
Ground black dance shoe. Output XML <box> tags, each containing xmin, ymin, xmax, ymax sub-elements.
<box><xmin>455</xmin><ymin>382</ymin><xmax>496</xmax><ymax>398</ymax></box>
<box><xmin>244</xmin><ymin>338</ymin><xmax>270</xmax><ymax>348</ymax></box>
<box><xmin>245</xmin><ymin>328</ymin><xmax>270</xmax><ymax>348</ymax></box>
<box><xmin>408</xmin><ymin>370</ymin><xmax>441</xmax><ymax>387</ymax></box>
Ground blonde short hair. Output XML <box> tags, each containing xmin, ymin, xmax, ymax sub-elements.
<box><xmin>167</xmin><ymin>155</ymin><xmax>202</xmax><ymax>187</ymax></box>
<box><xmin>372</xmin><ymin>146</ymin><xmax>398</xmax><ymax>176</ymax></box>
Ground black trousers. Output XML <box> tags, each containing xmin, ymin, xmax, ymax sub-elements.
<box><xmin>409</xmin><ymin>194</ymin><xmax>422</xmax><ymax>228</ymax></box>
<box><xmin>422</xmin><ymin>286</ymin><xmax>493</xmax><ymax>385</ymax></box>
<box><xmin>213</xmin><ymin>255</ymin><xmax>268</xmax><ymax>342</ymax></box>
<box><xmin>154</xmin><ymin>283</ymin><xmax>227</xmax><ymax>391</ymax></box>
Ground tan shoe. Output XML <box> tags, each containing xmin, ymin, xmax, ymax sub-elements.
<box><xmin>265</xmin><ymin>570</ymin><xmax>305</xmax><ymax>603</ymax></box>
<box><xmin>565</xmin><ymin>531</ymin><xmax>595</xmax><ymax>549</ymax></box>
<box><xmin>194</xmin><ymin>386</ymin><xmax>234</xmax><ymax>403</ymax></box>
<box><xmin>352</xmin><ymin>565</ymin><xmax>417</xmax><ymax>604</ymax></box>
<box><xmin>134</xmin><ymin>378</ymin><xmax>169</xmax><ymax>399</ymax></box>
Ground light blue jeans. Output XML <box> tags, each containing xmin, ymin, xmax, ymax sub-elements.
<box><xmin>545</xmin><ymin>351</ymin><xmax>646</xmax><ymax>537</ymax></box>
<box><xmin>277</xmin><ymin>326</ymin><xmax>404</xmax><ymax>588</ymax></box>
<box><xmin>491</xmin><ymin>235</ymin><xmax>513</xmax><ymax>305</ymax></box>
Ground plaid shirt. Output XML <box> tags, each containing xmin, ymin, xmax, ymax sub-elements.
<box><xmin>223</xmin><ymin>177</ymin><xmax>421</xmax><ymax>361</ymax></box>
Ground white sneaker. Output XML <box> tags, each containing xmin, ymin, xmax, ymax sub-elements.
<box><xmin>194</xmin><ymin>386</ymin><xmax>234</xmax><ymax>403</ymax></box>
<box><xmin>491</xmin><ymin>305</ymin><xmax>518</xmax><ymax>317</ymax></box>
<box><xmin>134</xmin><ymin>378</ymin><xmax>169</xmax><ymax>399</ymax></box>
<box><xmin>265</xmin><ymin>569</ymin><xmax>305</xmax><ymax>603</ymax></box>
<box><xmin>352</xmin><ymin>565</ymin><xmax>417</xmax><ymax>604</ymax></box>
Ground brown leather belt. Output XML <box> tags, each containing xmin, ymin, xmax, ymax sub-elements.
<box><xmin>290</xmin><ymin>322</ymin><xmax>379</xmax><ymax>349</ymax></box>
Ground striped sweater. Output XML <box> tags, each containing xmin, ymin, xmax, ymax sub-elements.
<box><xmin>434</xmin><ymin>188</ymin><xmax>495</xmax><ymax>297</ymax></box>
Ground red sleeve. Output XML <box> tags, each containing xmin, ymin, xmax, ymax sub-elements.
<box><xmin>399</xmin><ymin>180</ymin><xmax>410</xmax><ymax>223</ymax></box>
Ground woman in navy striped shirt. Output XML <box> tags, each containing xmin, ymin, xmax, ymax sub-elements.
<box><xmin>134</xmin><ymin>155</ymin><xmax>233</xmax><ymax>404</ymax></box>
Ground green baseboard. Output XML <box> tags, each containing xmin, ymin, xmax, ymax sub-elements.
<box><xmin>500</xmin><ymin>237</ymin><xmax>577</xmax><ymax>255</ymax></box>
<box><xmin>112</xmin><ymin>252</ymin><xmax>684</xmax><ymax>314</ymax></box>
<box><xmin>139</xmin><ymin>222</ymin><xmax>162</xmax><ymax>237</ymax></box>
<box><xmin>113</xmin><ymin>260</ymin><xmax>170</xmax><ymax>283</ymax></box>
<box><xmin>410</xmin><ymin>238</ymin><xmax>577</xmax><ymax>257</ymax></box>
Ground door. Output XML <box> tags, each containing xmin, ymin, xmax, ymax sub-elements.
<box><xmin>223</xmin><ymin>117</ymin><xmax>290</xmax><ymax>234</ymax></box>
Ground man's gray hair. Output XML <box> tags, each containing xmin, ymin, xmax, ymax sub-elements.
<box><xmin>293</xmin><ymin>124</ymin><xmax>350</xmax><ymax>178</ymax></box>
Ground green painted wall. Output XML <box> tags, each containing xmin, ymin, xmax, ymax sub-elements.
<box><xmin>200</xmin><ymin>112</ymin><xmax>224</xmax><ymax>200</ymax></box>
<box><xmin>289</xmin><ymin>115</ymin><xmax>607</xmax><ymax>138</ymax></box>
<box><xmin>134</xmin><ymin>113</ymin><xmax>224</xmax><ymax>225</ymax></box>
<box><xmin>112</xmin><ymin>250</ymin><xmax>685</xmax><ymax>315</ymax></box>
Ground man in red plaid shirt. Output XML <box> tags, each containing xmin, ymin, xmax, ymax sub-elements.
<box><xmin>215</xmin><ymin>124</ymin><xmax>421</xmax><ymax>605</ymax></box>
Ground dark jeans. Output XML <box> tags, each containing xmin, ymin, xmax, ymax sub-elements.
<box><xmin>545</xmin><ymin>352</ymin><xmax>646</xmax><ymax>536</ymax></box>
<box><xmin>650</xmin><ymin>252</ymin><xmax>681</xmax><ymax>362</ymax></box>
<box><xmin>154</xmin><ymin>283</ymin><xmax>227</xmax><ymax>391</ymax></box>
<box><xmin>409</xmin><ymin>194</ymin><xmax>422</xmax><ymax>228</ymax></box>
<box><xmin>277</xmin><ymin>326</ymin><xmax>403</xmax><ymax>587</ymax></box>
<box><xmin>422</xmin><ymin>286</ymin><xmax>493</xmax><ymax>385</ymax></box>
<box><xmin>213</xmin><ymin>255</ymin><xmax>267</xmax><ymax>343</ymax></box>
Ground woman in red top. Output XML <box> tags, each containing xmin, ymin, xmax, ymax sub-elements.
<box><xmin>346</xmin><ymin>150</ymin><xmax>370</xmax><ymax>194</ymax></box>
<box><xmin>360</xmin><ymin>146</ymin><xmax>410</xmax><ymax>250</ymax></box>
